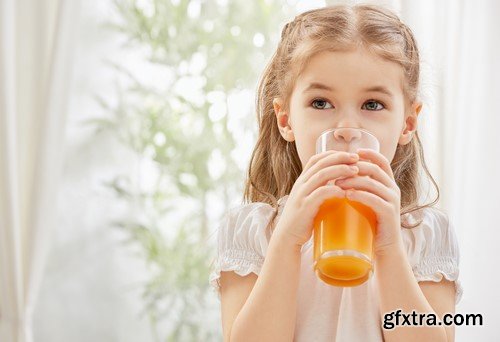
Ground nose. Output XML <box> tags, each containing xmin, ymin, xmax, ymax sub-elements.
<box><xmin>333</xmin><ymin>127</ymin><xmax>362</xmax><ymax>143</ymax></box>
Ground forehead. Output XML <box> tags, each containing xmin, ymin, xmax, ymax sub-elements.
<box><xmin>295</xmin><ymin>48</ymin><xmax>404</xmax><ymax>95</ymax></box>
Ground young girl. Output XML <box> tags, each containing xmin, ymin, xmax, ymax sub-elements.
<box><xmin>209</xmin><ymin>4</ymin><xmax>462</xmax><ymax>341</ymax></box>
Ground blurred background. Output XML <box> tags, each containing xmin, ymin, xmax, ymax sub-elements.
<box><xmin>1</xmin><ymin>0</ymin><xmax>499</xmax><ymax>341</ymax></box>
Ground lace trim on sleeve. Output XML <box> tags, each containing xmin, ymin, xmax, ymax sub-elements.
<box><xmin>209</xmin><ymin>249</ymin><xmax>264</xmax><ymax>300</ymax></box>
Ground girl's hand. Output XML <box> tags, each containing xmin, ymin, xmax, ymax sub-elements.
<box><xmin>274</xmin><ymin>150</ymin><xmax>360</xmax><ymax>247</ymax></box>
<box><xmin>334</xmin><ymin>148</ymin><xmax>403</xmax><ymax>256</ymax></box>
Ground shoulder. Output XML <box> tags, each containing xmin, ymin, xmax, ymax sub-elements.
<box><xmin>209</xmin><ymin>201</ymin><xmax>278</xmax><ymax>299</ymax></box>
<box><xmin>225</xmin><ymin>201</ymin><xmax>277</xmax><ymax>225</ymax></box>
<box><xmin>401</xmin><ymin>206</ymin><xmax>459</xmax><ymax>258</ymax></box>
<box><xmin>219</xmin><ymin>201</ymin><xmax>277</xmax><ymax>244</ymax></box>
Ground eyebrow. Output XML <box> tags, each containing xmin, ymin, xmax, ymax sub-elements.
<box><xmin>303</xmin><ymin>82</ymin><xmax>394</xmax><ymax>97</ymax></box>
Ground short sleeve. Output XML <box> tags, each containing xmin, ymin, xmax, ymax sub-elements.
<box><xmin>208</xmin><ymin>202</ymin><xmax>276</xmax><ymax>300</ymax></box>
<box><xmin>401</xmin><ymin>207</ymin><xmax>463</xmax><ymax>304</ymax></box>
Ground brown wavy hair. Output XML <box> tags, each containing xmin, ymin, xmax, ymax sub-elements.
<box><xmin>243</xmin><ymin>4</ymin><xmax>440</xmax><ymax>230</ymax></box>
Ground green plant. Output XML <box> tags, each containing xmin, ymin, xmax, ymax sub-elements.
<box><xmin>83</xmin><ymin>0</ymin><xmax>292</xmax><ymax>340</ymax></box>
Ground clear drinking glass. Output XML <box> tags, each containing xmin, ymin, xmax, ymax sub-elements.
<box><xmin>313</xmin><ymin>127</ymin><xmax>380</xmax><ymax>287</ymax></box>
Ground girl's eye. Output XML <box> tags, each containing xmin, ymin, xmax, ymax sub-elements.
<box><xmin>310</xmin><ymin>98</ymin><xmax>386</xmax><ymax>111</ymax></box>
<box><xmin>311</xmin><ymin>98</ymin><xmax>333</xmax><ymax>110</ymax></box>
<box><xmin>363</xmin><ymin>100</ymin><xmax>385</xmax><ymax>111</ymax></box>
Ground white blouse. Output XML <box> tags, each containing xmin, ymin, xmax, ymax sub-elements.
<box><xmin>209</xmin><ymin>195</ymin><xmax>463</xmax><ymax>341</ymax></box>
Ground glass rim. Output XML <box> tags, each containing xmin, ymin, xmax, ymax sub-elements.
<box><xmin>317</xmin><ymin>127</ymin><xmax>378</xmax><ymax>142</ymax></box>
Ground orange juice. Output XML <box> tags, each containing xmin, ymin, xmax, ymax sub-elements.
<box><xmin>313</xmin><ymin>197</ymin><xmax>377</xmax><ymax>287</ymax></box>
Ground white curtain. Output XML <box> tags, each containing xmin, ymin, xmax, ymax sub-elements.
<box><xmin>0</xmin><ymin>0</ymin><xmax>80</xmax><ymax>341</ymax></box>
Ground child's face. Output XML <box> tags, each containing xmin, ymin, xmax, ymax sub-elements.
<box><xmin>274</xmin><ymin>47</ymin><xmax>422</xmax><ymax>169</ymax></box>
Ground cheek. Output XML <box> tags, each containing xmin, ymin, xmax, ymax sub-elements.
<box><xmin>376</xmin><ymin>128</ymin><xmax>402</xmax><ymax>163</ymax></box>
<box><xmin>375</xmin><ymin>103</ymin><xmax>406</xmax><ymax>155</ymax></box>
<box><xmin>381</xmin><ymin>144</ymin><xmax>397</xmax><ymax>165</ymax></box>
<box><xmin>293</xmin><ymin>130</ymin><xmax>317</xmax><ymax>169</ymax></box>
<box><xmin>289</xmin><ymin>112</ymin><xmax>326</xmax><ymax>169</ymax></box>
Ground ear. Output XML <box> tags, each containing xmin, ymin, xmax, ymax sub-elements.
<box><xmin>273</xmin><ymin>97</ymin><xmax>295</xmax><ymax>142</ymax></box>
<box><xmin>398</xmin><ymin>101</ymin><xmax>422</xmax><ymax>145</ymax></box>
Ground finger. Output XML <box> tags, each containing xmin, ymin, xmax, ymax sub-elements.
<box><xmin>335</xmin><ymin>175</ymin><xmax>396</xmax><ymax>203</ymax></box>
<box><xmin>303</xmin><ymin>164</ymin><xmax>359</xmax><ymax>197</ymax></box>
<box><xmin>302</xmin><ymin>151</ymin><xmax>359</xmax><ymax>183</ymax></box>
<box><xmin>302</xmin><ymin>150</ymin><xmax>339</xmax><ymax>173</ymax></box>
<box><xmin>305</xmin><ymin>183</ymin><xmax>346</xmax><ymax>209</ymax></box>
<box><xmin>345</xmin><ymin>188</ymin><xmax>391</xmax><ymax>214</ymax></box>
<box><xmin>352</xmin><ymin>160</ymin><xmax>394</xmax><ymax>189</ymax></box>
<box><xmin>356</xmin><ymin>148</ymin><xmax>395</xmax><ymax>181</ymax></box>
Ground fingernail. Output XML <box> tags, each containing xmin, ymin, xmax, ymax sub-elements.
<box><xmin>349</xmin><ymin>165</ymin><xmax>358</xmax><ymax>171</ymax></box>
<box><xmin>349</xmin><ymin>153</ymin><xmax>358</xmax><ymax>158</ymax></box>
